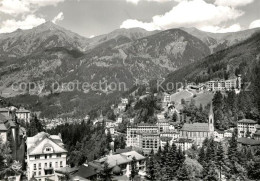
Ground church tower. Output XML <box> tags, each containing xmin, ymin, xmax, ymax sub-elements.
<box><xmin>208</xmin><ymin>102</ymin><xmax>214</xmax><ymax>134</ymax></box>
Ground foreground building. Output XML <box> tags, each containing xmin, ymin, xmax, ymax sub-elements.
<box><xmin>27</xmin><ymin>132</ymin><xmax>67</xmax><ymax>181</ymax></box>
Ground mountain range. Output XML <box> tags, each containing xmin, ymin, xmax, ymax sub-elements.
<box><xmin>1</xmin><ymin>21</ymin><xmax>259</xmax><ymax>97</ymax></box>
<box><xmin>0</xmin><ymin>21</ymin><xmax>259</xmax><ymax>118</ymax></box>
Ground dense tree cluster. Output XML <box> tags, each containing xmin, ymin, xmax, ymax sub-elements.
<box><xmin>181</xmin><ymin>99</ymin><xmax>210</xmax><ymax>124</ymax></box>
<box><xmin>47</xmin><ymin>120</ymin><xmax>114</xmax><ymax>166</ymax></box>
<box><xmin>212</xmin><ymin>90</ymin><xmax>260</xmax><ymax>130</ymax></box>
<box><xmin>146</xmin><ymin>142</ymin><xmax>186</xmax><ymax>180</ymax></box>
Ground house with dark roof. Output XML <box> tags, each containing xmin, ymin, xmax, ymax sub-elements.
<box><xmin>254</xmin><ymin>130</ymin><xmax>260</xmax><ymax>140</ymax></box>
<box><xmin>0</xmin><ymin>107</ymin><xmax>10</xmax><ymax>118</ymax></box>
<box><xmin>0</xmin><ymin>113</ymin><xmax>17</xmax><ymax>143</ymax></box>
<box><xmin>27</xmin><ymin>132</ymin><xmax>67</xmax><ymax>181</ymax></box>
<box><xmin>179</xmin><ymin>103</ymin><xmax>214</xmax><ymax>146</ymax></box>
<box><xmin>238</xmin><ymin>138</ymin><xmax>260</xmax><ymax>147</ymax></box>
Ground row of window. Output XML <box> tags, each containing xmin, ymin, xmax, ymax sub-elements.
<box><xmin>181</xmin><ymin>131</ymin><xmax>209</xmax><ymax>137</ymax></box>
<box><xmin>32</xmin><ymin>169</ymin><xmax>54</xmax><ymax>178</ymax></box>
<box><xmin>33</xmin><ymin>161</ymin><xmax>64</xmax><ymax>170</ymax></box>
<box><xmin>35</xmin><ymin>153</ymin><xmax>61</xmax><ymax>160</ymax></box>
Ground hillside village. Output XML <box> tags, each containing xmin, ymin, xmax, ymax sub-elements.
<box><xmin>1</xmin><ymin>72</ymin><xmax>260</xmax><ymax>181</ymax></box>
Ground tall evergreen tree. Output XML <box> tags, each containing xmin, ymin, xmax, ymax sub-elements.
<box><xmin>100</xmin><ymin>162</ymin><xmax>112</xmax><ymax>181</ymax></box>
<box><xmin>165</xmin><ymin>143</ymin><xmax>178</xmax><ymax>179</ymax></box>
<box><xmin>204</xmin><ymin>161</ymin><xmax>219</xmax><ymax>181</ymax></box>
<box><xmin>177</xmin><ymin>163</ymin><xmax>190</xmax><ymax>181</ymax></box>
<box><xmin>146</xmin><ymin>150</ymin><xmax>157</xmax><ymax>181</ymax></box>
<box><xmin>215</xmin><ymin>142</ymin><xmax>225</xmax><ymax>180</ymax></box>
<box><xmin>130</xmin><ymin>156</ymin><xmax>139</xmax><ymax>181</ymax></box>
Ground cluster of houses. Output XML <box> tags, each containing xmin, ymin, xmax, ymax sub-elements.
<box><xmin>126</xmin><ymin>103</ymin><xmax>217</xmax><ymax>154</ymax></box>
<box><xmin>26</xmin><ymin>131</ymin><xmax>146</xmax><ymax>181</ymax></box>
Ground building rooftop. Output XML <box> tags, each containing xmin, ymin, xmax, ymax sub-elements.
<box><xmin>238</xmin><ymin>119</ymin><xmax>257</xmax><ymax>124</ymax></box>
<box><xmin>175</xmin><ymin>138</ymin><xmax>194</xmax><ymax>143</ymax></box>
<box><xmin>238</xmin><ymin>138</ymin><xmax>260</xmax><ymax>146</ymax></box>
<box><xmin>115</xmin><ymin>147</ymin><xmax>133</xmax><ymax>154</ymax></box>
<box><xmin>75</xmin><ymin>164</ymin><xmax>99</xmax><ymax>179</ymax></box>
<box><xmin>160</xmin><ymin>137</ymin><xmax>172</xmax><ymax>142</ymax></box>
<box><xmin>16</xmin><ymin>108</ymin><xmax>30</xmax><ymax>113</ymax></box>
<box><xmin>254</xmin><ymin>130</ymin><xmax>260</xmax><ymax>136</ymax></box>
<box><xmin>93</xmin><ymin>151</ymin><xmax>145</xmax><ymax>169</ymax></box>
<box><xmin>27</xmin><ymin>132</ymin><xmax>67</xmax><ymax>155</ymax></box>
<box><xmin>215</xmin><ymin>129</ymin><xmax>225</xmax><ymax>134</ymax></box>
<box><xmin>0</xmin><ymin>123</ymin><xmax>7</xmax><ymax>131</ymax></box>
<box><xmin>181</xmin><ymin>123</ymin><xmax>210</xmax><ymax>132</ymax></box>
<box><xmin>0</xmin><ymin>108</ymin><xmax>9</xmax><ymax>112</ymax></box>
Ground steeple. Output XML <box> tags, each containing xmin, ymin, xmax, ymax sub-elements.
<box><xmin>208</xmin><ymin>102</ymin><xmax>214</xmax><ymax>133</ymax></box>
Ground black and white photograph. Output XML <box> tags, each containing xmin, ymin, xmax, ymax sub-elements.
<box><xmin>0</xmin><ymin>0</ymin><xmax>260</xmax><ymax>180</ymax></box>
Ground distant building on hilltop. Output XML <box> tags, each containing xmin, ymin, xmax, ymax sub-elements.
<box><xmin>27</xmin><ymin>132</ymin><xmax>67</xmax><ymax>181</ymax></box>
<box><xmin>205</xmin><ymin>75</ymin><xmax>241</xmax><ymax>91</ymax></box>
<box><xmin>179</xmin><ymin>103</ymin><xmax>214</xmax><ymax>146</ymax></box>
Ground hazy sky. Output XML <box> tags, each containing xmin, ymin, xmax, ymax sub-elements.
<box><xmin>0</xmin><ymin>0</ymin><xmax>260</xmax><ymax>37</ymax></box>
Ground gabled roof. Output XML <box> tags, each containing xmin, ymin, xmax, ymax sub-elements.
<box><xmin>181</xmin><ymin>123</ymin><xmax>209</xmax><ymax>132</ymax></box>
<box><xmin>0</xmin><ymin>108</ymin><xmax>9</xmax><ymax>112</ymax></box>
<box><xmin>27</xmin><ymin>132</ymin><xmax>67</xmax><ymax>155</ymax></box>
<box><xmin>16</xmin><ymin>108</ymin><xmax>30</xmax><ymax>113</ymax></box>
<box><xmin>0</xmin><ymin>123</ymin><xmax>7</xmax><ymax>131</ymax></box>
<box><xmin>238</xmin><ymin>119</ymin><xmax>257</xmax><ymax>124</ymax></box>
<box><xmin>0</xmin><ymin>113</ymin><xmax>7</xmax><ymax>122</ymax></box>
<box><xmin>121</xmin><ymin>151</ymin><xmax>145</xmax><ymax>161</ymax></box>
<box><xmin>254</xmin><ymin>130</ymin><xmax>260</xmax><ymax>136</ymax></box>
<box><xmin>92</xmin><ymin>151</ymin><xmax>145</xmax><ymax>169</ymax></box>
<box><xmin>175</xmin><ymin>138</ymin><xmax>194</xmax><ymax>143</ymax></box>
<box><xmin>75</xmin><ymin>164</ymin><xmax>99</xmax><ymax>179</ymax></box>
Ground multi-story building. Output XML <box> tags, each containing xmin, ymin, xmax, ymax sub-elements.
<box><xmin>237</xmin><ymin>119</ymin><xmax>258</xmax><ymax>138</ymax></box>
<box><xmin>0</xmin><ymin>113</ymin><xmax>17</xmax><ymax>143</ymax></box>
<box><xmin>174</xmin><ymin>138</ymin><xmax>194</xmax><ymax>151</ymax></box>
<box><xmin>121</xmin><ymin>98</ymin><xmax>129</xmax><ymax>104</ymax></box>
<box><xmin>156</xmin><ymin>121</ymin><xmax>170</xmax><ymax>133</ymax></box>
<box><xmin>160</xmin><ymin>130</ymin><xmax>179</xmax><ymax>140</ymax></box>
<box><xmin>163</xmin><ymin>93</ymin><xmax>171</xmax><ymax>104</ymax></box>
<box><xmin>16</xmin><ymin>107</ymin><xmax>31</xmax><ymax>123</ymax></box>
<box><xmin>27</xmin><ymin>132</ymin><xmax>67</xmax><ymax>181</ymax></box>
<box><xmin>127</xmin><ymin>124</ymin><xmax>160</xmax><ymax>154</ymax></box>
<box><xmin>206</xmin><ymin>75</ymin><xmax>241</xmax><ymax>91</ymax></box>
<box><xmin>179</xmin><ymin>104</ymin><xmax>214</xmax><ymax>146</ymax></box>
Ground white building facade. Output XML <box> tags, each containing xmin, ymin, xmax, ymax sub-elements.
<box><xmin>27</xmin><ymin>132</ymin><xmax>67</xmax><ymax>181</ymax></box>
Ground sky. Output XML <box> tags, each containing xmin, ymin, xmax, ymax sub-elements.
<box><xmin>0</xmin><ymin>0</ymin><xmax>260</xmax><ymax>37</ymax></box>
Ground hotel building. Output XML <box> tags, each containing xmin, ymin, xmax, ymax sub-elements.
<box><xmin>27</xmin><ymin>132</ymin><xmax>67</xmax><ymax>181</ymax></box>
